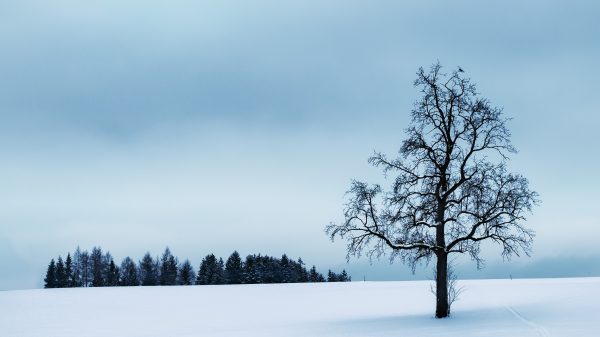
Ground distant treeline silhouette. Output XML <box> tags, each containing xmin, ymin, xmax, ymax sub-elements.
<box><xmin>43</xmin><ymin>247</ymin><xmax>350</xmax><ymax>288</ymax></box>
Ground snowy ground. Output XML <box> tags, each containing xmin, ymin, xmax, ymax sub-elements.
<box><xmin>1</xmin><ymin>277</ymin><xmax>598</xmax><ymax>337</ymax></box>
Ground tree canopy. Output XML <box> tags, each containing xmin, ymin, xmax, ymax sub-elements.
<box><xmin>327</xmin><ymin>63</ymin><xmax>538</xmax><ymax>317</ymax></box>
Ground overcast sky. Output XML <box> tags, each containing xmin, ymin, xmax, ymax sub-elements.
<box><xmin>1</xmin><ymin>0</ymin><xmax>599</xmax><ymax>290</ymax></box>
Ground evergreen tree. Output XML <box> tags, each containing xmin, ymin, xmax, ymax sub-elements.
<box><xmin>326</xmin><ymin>270</ymin><xmax>350</xmax><ymax>282</ymax></box>
<box><xmin>280</xmin><ymin>254</ymin><xmax>291</xmax><ymax>283</ymax></box>
<box><xmin>91</xmin><ymin>247</ymin><xmax>105</xmax><ymax>287</ymax></box>
<box><xmin>259</xmin><ymin>256</ymin><xmax>276</xmax><ymax>283</ymax></box>
<box><xmin>154</xmin><ymin>257</ymin><xmax>161</xmax><ymax>283</ymax></box>
<box><xmin>339</xmin><ymin>270</ymin><xmax>351</xmax><ymax>282</ymax></box>
<box><xmin>159</xmin><ymin>247</ymin><xmax>178</xmax><ymax>286</ymax></box>
<box><xmin>42</xmin><ymin>247</ymin><xmax>340</xmax><ymax>287</ymax></box>
<box><xmin>65</xmin><ymin>253</ymin><xmax>73</xmax><ymax>287</ymax></box>
<box><xmin>55</xmin><ymin>256</ymin><xmax>67</xmax><ymax>288</ymax></box>
<box><xmin>308</xmin><ymin>266</ymin><xmax>325</xmax><ymax>282</ymax></box>
<box><xmin>196</xmin><ymin>258</ymin><xmax>208</xmax><ymax>285</ymax></box>
<box><xmin>224</xmin><ymin>251</ymin><xmax>243</xmax><ymax>284</ymax></box>
<box><xmin>44</xmin><ymin>259</ymin><xmax>57</xmax><ymax>289</ymax></box>
<box><xmin>177</xmin><ymin>259</ymin><xmax>195</xmax><ymax>285</ymax></box>
<box><xmin>196</xmin><ymin>254</ymin><xmax>224</xmax><ymax>285</ymax></box>
<box><xmin>102</xmin><ymin>252</ymin><xmax>114</xmax><ymax>285</ymax></box>
<box><xmin>241</xmin><ymin>254</ymin><xmax>259</xmax><ymax>284</ymax></box>
<box><xmin>215</xmin><ymin>258</ymin><xmax>225</xmax><ymax>284</ymax></box>
<box><xmin>71</xmin><ymin>247</ymin><xmax>83</xmax><ymax>287</ymax></box>
<box><xmin>119</xmin><ymin>257</ymin><xmax>139</xmax><ymax>286</ymax></box>
<box><xmin>106</xmin><ymin>258</ymin><xmax>120</xmax><ymax>286</ymax></box>
<box><xmin>139</xmin><ymin>252</ymin><xmax>159</xmax><ymax>286</ymax></box>
<box><xmin>80</xmin><ymin>249</ymin><xmax>91</xmax><ymax>287</ymax></box>
<box><xmin>295</xmin><ymin>258</ymin><xmax>309</xmax><ymax>283</ymax></box>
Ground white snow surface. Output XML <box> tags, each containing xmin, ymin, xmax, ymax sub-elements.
<box><xmin>1</xmin><ymin>277</ymin><xmax>598</xmax><ymax>337</ymax></box>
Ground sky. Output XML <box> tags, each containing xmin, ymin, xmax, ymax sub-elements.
<box><xmin>1</xmin><ymin>0</ymin><xmax>599</xmax><ymax>290</ymax></box>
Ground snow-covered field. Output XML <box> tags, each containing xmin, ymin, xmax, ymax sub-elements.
<box><xmin>1</xmin><ymin>277</ymin><xmax>598</xmax><ymax>337</ymax></box>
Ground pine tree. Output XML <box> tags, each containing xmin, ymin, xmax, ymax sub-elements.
<box><xmin>177</xmin><ymin>259</ymin><xmax>195</xmax><ymax>285</ymax></box>
<box><xmin>339</xmin><ymin>270</ymin><xmax>350</xmax><ymax>282</ymax></box>
<box><xmin>119</xmin><ymin>257</ymin><xmax>139</xmax><ymax>286</ymax></box>
<box><xmin>296</xmin><ymin>258</ymin><xmax>309</xmax><ymax>283</ymax></box>
<box><xmin>102</xmin><ymin>252</ymin><xmax>114</xmax><ymax>285</ymax></box>
<box><xmin>196</xmin><ymin>254</ymin><xmax>224</xmax><ymax>285</ymax></box>
<box><xmin>42</xmin><ymin>248</ymin><xmax>338</xmax><ymax>287</ymax></box>
<box><xmin>261</xmin><ymin>255</ymin><xmax>272</xmax><ymax>283</ymax></box>
<box><xmin>139</xmin><ymin>252</ymin><xmax>159</xmax><ymax>286</ymax></box>
<box><xmin>327</xmin><ymin>270</ymin><xmax>338</xmax><ymax>282</ymax></box>
<box><xmin>308</xmin><ymin>266</ymin><xmax>325</xmax><ymax>282</ymax></box>
<box><xmin>106</xmin><ymin>258</ymin><xmax>120</xmax><ymax>286</ymax></box>
<box><xmin>224</xmin><ymin>251</ymin><xmax>243</xmax><ymax>284</ymax></box>
<box><xmin>196</xmin><ymin>258</ymin><xmax>207</xmax><ymax>285</ymax></box>
<box><xmin>159</xmin><ymin>247</ymin><xmax>178</xmax><ymax>286</ymax></box>
<box><xmin>55</xmin><ymin>256</ymin><xmax>67</xmax><ymax>288</ymax></box>
<box><xmin>91</xmin><ymin>247</ymin><xmax>105</xmax><ymax>287</ymax></box>
<box><xmin>215</xmin><ymin>258</ymin><xmax>225</xmax><ymax>284</ymax></box>
<box><xmin>279</xmin><ymin>254</ymin><xmax>291</xmax><ymax>283</ymax></box>
<box><xmin>80</xmin><ymin>250</ymin><xmax>91</xmax><ymax>287</ymax></box>
<box><xmin>65</xmin><ymin>253</ymin><xmax>73</xmax><ymax>287</ymax></box>
<box><xmin>71</xmin><ymin>247</ymin><xmax>83</xmax><ymax>287</ymax></box>
<box><xmin>241</xmin><ymin>254</ymin><xmax>259</xmax><ymax>284</ymax></box>
<box><xmin>44</xmin><ymin>259</ymin><xmax>57</xmax><ymax>288</ymax></box>
<box><xmin>325</xmin><ymin>270</ymin><xmax>350</xmax><ymax>282</ymax></box>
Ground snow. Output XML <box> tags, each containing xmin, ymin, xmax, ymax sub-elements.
<box><xmin>1</xmin><ymin>277</ymin><xmax>598</xmax><ymax>337</ymax></box>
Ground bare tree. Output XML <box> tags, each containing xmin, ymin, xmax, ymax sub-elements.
<box><xmin>431</xmin><ymin>262</ymin><xmax>464</xmax><ymax>315</ymax></box>
<box><xmin>326</xmin><ymin>63</ymin><xmax>538</xmax><ymax>318</ymax></box>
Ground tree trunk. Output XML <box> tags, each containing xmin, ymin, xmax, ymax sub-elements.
<box><xmin>435</xmin><ymin>251</ymin><xmax>449</xmax><ymax>318</ymax></box>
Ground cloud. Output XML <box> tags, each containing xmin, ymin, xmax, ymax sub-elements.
<box><xmin>1</xmin><ymin>0</ymin><xmax>599</xmax><ymax>289</ymax></box>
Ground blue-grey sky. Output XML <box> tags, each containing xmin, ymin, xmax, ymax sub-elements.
<box><xmin>1</xmin><ymin>0</ymin><xmax>599</xmax><ymax>290</ymax></box>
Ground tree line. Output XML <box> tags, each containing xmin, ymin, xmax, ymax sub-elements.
<box><xmin>44</xmin><ymin>246</ymin><xmax>350</xmax><ymax>288</ymax></box>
